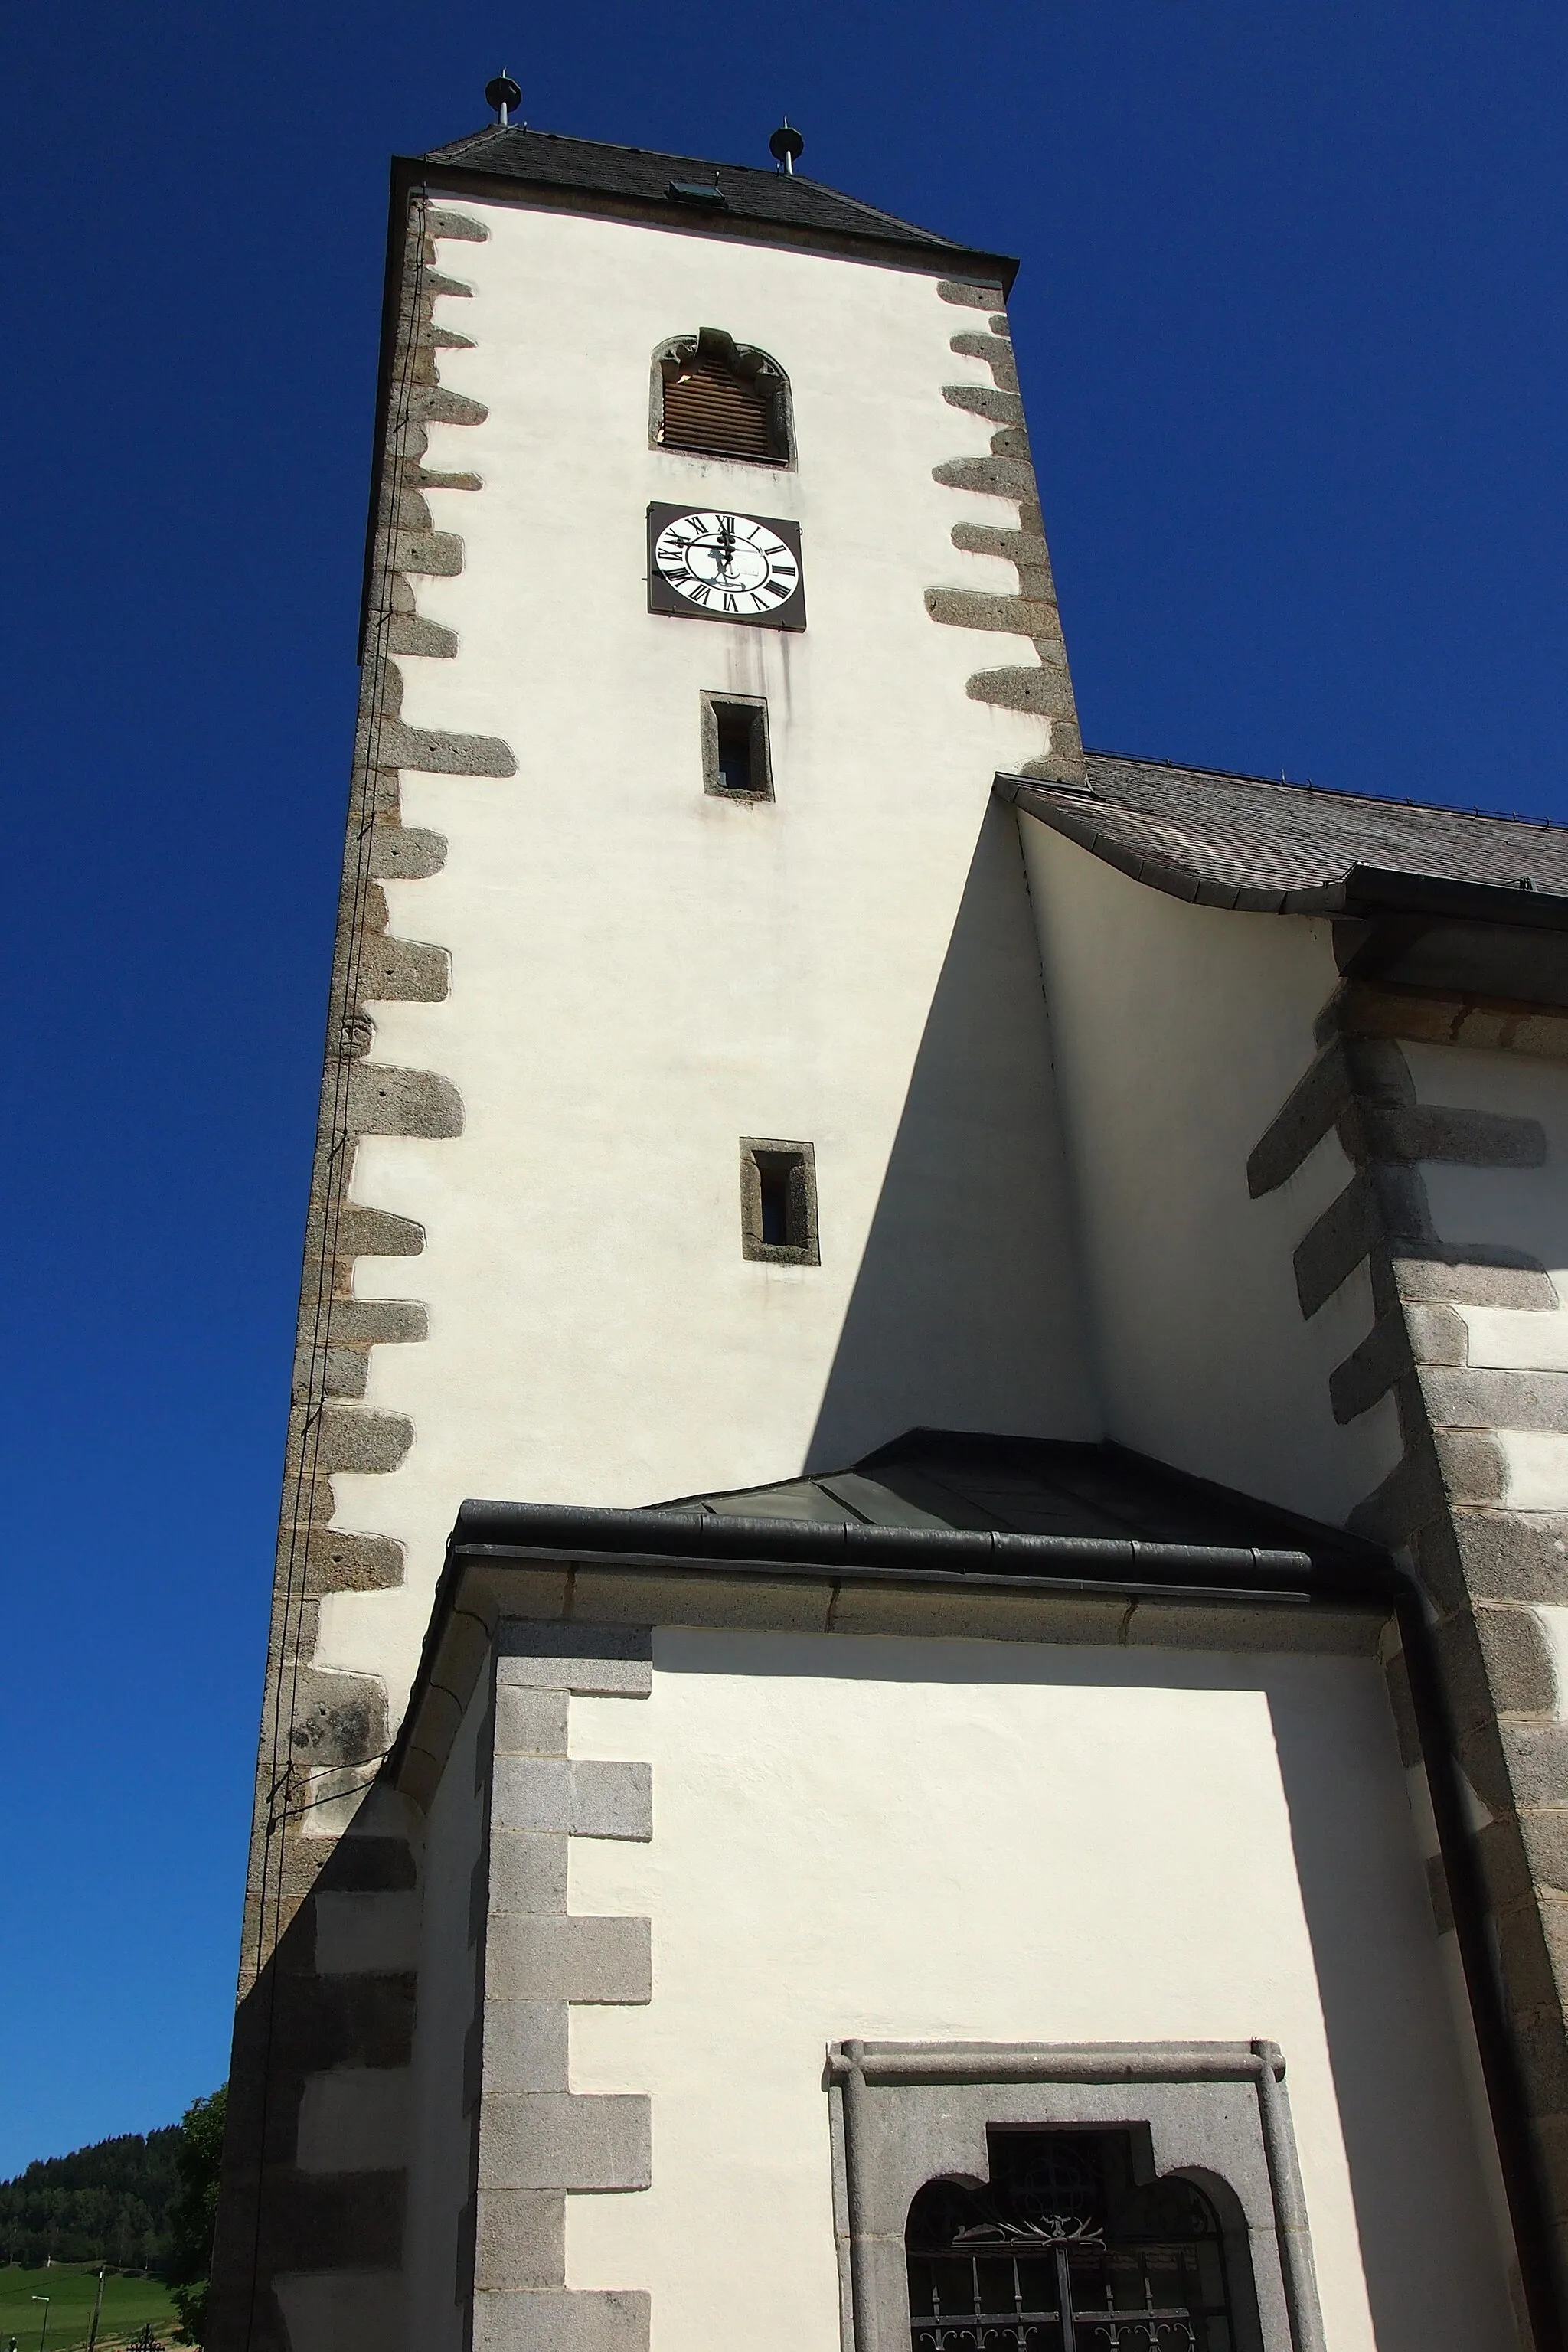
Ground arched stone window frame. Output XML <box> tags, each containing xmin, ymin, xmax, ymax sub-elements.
<box><xmin>648</xmin><ymin>328</ymin><xmax>795</xmax><ymax>466</ymax></box>
<box><xmin>825</xmin><ymin>2040</ymin><xmax>1327</xmax><ymax>2352</ymax></box>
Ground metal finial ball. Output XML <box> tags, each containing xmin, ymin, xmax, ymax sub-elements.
<box><xmin>485</xmin><ymin>72</ymin><xmax>522</xmax><ymax>119</ymax></box>
<box><xmin>769</xmin><ymin>122</ymin><xmax>805</xmax><ymax>166</ymax></box>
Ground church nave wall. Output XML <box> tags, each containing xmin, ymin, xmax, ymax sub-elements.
<box><xmin>1014</xmin><ymin>814</ymin><xmax>1402</xmax><ymax>1527</ymax></box>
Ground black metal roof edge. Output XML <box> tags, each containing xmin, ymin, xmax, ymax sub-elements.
<box><xmin>1334</xmin><ymin>863</ymin><xmax>1568</xmax><ymax>930</ymax></box>
<box><xmin>381</xmin><ymin>1488</ymin><xmax>1398</xmax><ymax>1802</ymax></box>
<box><xmin>381</xmin><ymin>1494</ymin><xmax>1394</xmax><ymax>1792</ymax></box>
<box><xmin>443</xmin><ymin>1494</ymin><xmax>1396</xmax><ymax>1593</ymax></box>
<box><xmin>1001</xmin><ymin>777</ymin><xmax>1568</xmax><ymax>934</ymax></box>
<box><xmin>449</xmin><ymin>1537</ymin><xmax>1324</xmax><ymax>1602</ymax></box>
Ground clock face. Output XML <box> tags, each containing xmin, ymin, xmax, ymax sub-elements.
<box><xmin>647</xmin><ymin>505</ymin><xmax>805</xmax><ymax>629</ymax></box>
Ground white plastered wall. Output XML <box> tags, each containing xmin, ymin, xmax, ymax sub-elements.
<box><xmin>560</xmin><ymin>1626</ymin><xmax>1513</xmax><ymax>2352</ymax></box>
<box><xmin>1018</xmin><ymin>816</ymin><xmax>1400</xmax><ymax>1525</ymax></box>
<box><xmin>322</xmin><ymin>200</ymin><xmax>1099</xmax><ymax>1726</ymax></box>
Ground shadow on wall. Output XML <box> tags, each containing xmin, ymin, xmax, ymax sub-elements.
<box><xmin>1267</xmin><ymin>1676</ymin><xmax>1518</xmax><ymax>2350</ymax></box>
<box><xmin>208</xmin><ymin>1822</ymin><xmax>415</xmax><ymax>2352</ymax></box>
<box><xmin>806</xmin><ymin>799</ymin><xmax>1100</xmax><ymax>1472</ymax></box>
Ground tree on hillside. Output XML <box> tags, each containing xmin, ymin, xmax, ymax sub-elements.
<box><xmin>0</xmin><ymin>2130</ymin><xmax>178</xmax><ymax>2269</ymax></box>
<box><xmin>165</xmin><ymin>2089</ymin><xmax>226</xmax><ymax>2346</ymax></box>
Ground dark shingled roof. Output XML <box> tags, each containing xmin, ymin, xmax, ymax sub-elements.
<box><xmin>655</xmin><ymin>1426</ymin><xmax>1377</xmax><ymax>1581</ymax></box>
<box><xmin>997</xmin><ymin>755</ymin><xmax>1568</xmax><ymax>927</ymax></box>
<box><xmin>417</xmin><ymin>124</ymin><xmax>1014</xmax><ymax>283</ymax></box>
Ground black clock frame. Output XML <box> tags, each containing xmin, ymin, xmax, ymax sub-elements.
<box><xmin>646</xmin><ymin>503</ymin><xmax>806</xmax><ymax>632</ymax></box>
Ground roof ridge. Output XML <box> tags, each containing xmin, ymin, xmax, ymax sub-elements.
<box><xmin>1085</xmin><ymin>747</ymin><xmax>1562</xmax><ymax>833</ymax></box>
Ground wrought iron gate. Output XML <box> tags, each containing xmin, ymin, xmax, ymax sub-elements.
<box><xmin>906</xmin><ymin>2132</ymin><xmax>1235</xmax><ymax>2352</ymax></box>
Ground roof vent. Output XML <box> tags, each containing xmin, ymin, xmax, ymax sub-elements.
<box><xmin>668</xmin><ymin>176</ymin><xmax>728</xmax><ymax>209</ymax></box>
<box><xmin>485</xmin><ymin>70</ymin><xmax>521</xmax><ymax>126</ymax></box>
<box><xmin>769</xmin><ymin>120</ymin><xmax>805</xmax><ymax>175</ymax></box>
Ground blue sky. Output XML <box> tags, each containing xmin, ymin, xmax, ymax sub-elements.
<box><xmin>2</xmin><ymin>0</ymin><xmax>1564</xmax><ymax>2174</ymax></box>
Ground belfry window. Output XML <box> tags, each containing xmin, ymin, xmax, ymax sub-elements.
<box><xmin>906</xmin><ymin>2131</ymin><xmax>1236</xmax><ymax>2352</ymax></box>
<box><xmin>654</xmin><ymin>329</ymin><xmax>792</xmax><ymax>464</ymax></box>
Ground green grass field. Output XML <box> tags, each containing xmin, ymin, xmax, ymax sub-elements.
<box><xmin>0</xmin><ymin>2269</ymin><xmax>178</xmax><ymax>2352</ymax></box>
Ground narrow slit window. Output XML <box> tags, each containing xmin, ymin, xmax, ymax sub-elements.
<box><xmin>702</xmin><ymin>694</ymin><xmax>773</xmax><ymax>799</ymax></box>
<box><xmin>717</xmin><ymin>705</ymin><xmax>756</xmax><ymax>794</ymax></box>
<box><xmin>758</xmin><ymin>1156</ymin><xmax>792</xmax><ymax>1245</ymax></box>
<box><xmin>740</xmin><ymin>1139</ymin><xmax>818</xmax><ymax>1264</ymax></box>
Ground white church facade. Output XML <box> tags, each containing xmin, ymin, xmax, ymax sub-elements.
<box><xmin>211</xmin><ymin>108</ymin><xmax>1568</xmax><ymax>2352</ymax></box>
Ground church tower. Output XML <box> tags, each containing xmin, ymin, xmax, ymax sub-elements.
<box><xmin>244</xmin><ymin>117</ymin><xmax>1093</xmax><ymax>1981</ymax></box>
<box><xmin>214</xmin><ymin>95</ymin><xmax>1568</xmax><ymax>2352</ymax></box>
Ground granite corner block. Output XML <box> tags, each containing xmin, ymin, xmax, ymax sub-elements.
<box><xmin>480</xmin><ymin>2001</ymin><xmax>571</xmax><ymax>2094</ymax></box>
<box><xmin>475</xmin><ymin>2094</ymin><xmax>651</xmax><ymax>2194</ymax></box>
<box><xmin>484</xmin><ymin>1913</ymin><xmax>651</xmax><ymax>2006</ymax></box>
<box><xmin>472</xmin><ymin>2290</ymin><xmax>650</xmax><ymax>2352</ymax></box>
<box><xmin>473</xmin><ymin>2190</ymin><xmax>567</xmax><ymax>2291</ymax></box>
<box><xmin>570</xmin><ymin>1760</ymin><xmax>652</xmax><ymax>1841</ymax></box>
<box><xmin>495</xmin><ymin>1686</ymin><xmax>570</xmax><ymax>1759</ymax></box>
<box><xmin>488</xmin><ymin>1831</ymin><xmax>570</xmax><ymax>1917</ymax></box>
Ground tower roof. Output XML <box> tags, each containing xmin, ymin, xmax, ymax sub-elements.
<box><xmin>413</xmin><ymin>123</ymin><xmax>1018</xmax><ymax>288</ymax></box>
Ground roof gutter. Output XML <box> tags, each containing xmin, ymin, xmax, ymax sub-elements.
<box><xmin>390</xmin><ymin>1494</ymin><xmax>1561</xmax><ymax>2350</ymax></box>
<box><xmin>1335</xmin><ymin>861</ymin><xmax>1568</xmax><ymax>930</ymax></box>
<box><xmin>442</xmin><ymin>1493</ymin><xmax>1379</xmax><ymax>1586</ymax></box>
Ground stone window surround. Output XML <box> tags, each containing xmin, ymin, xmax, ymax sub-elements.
<box><xmin>700</xmin><ymin>690</ymin><xmax>773</xmax><ymax>802</ymax></box>
<box><xmin>740</xmin><ymin>1135</ymin><xmax>820</xmax><ymax>1266</ymax></box>
<box><xmin>825</xmin><ymin>2040</ymin><xmax>1326</xmax><ymax>2352</ymax></box>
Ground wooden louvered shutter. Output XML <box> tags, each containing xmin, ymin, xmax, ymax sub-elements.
<box><xmin>661</xmin><ymin>364</ymin><xmax>777</xmax><ymax>460</ymax></box>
